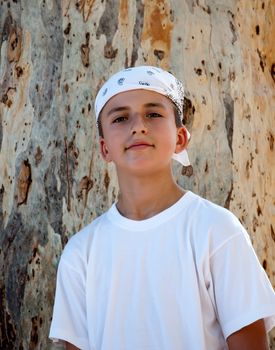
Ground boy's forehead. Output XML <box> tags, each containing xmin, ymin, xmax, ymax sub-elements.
<box><xmin>102</xmin><ymin>89</ymin><xmax>174</xmax><ymax>113</ymax></box>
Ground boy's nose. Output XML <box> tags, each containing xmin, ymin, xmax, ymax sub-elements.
<box><xmin>131</xmin><ymin>114</ymin><xmax>148</xmax><ymax>135</ymax></box>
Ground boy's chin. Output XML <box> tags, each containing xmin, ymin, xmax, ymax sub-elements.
<box><xmin>116</xmin><ymin>160</ymin><xmax>172</xmax><ymax>176</ymax></box>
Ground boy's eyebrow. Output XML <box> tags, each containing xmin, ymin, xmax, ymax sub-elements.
<box><xmin>107</xmin><ymin>106</ymin><xmax>129</xmax><ymax>116</ymax></box>
<box><xmin>107</xmin><ymin>102</ymin><xmax>166</xmax><ymax>116</ymax></box>
<box><xmin>144</xmin><ymin>102</ymin><xmax>166</xmax><ymax>109</ymax></box>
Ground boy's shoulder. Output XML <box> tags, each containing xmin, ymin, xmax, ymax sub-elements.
<box><xmin>183</xmin><ymin>193</ymin><xmax>250</xmax><ymax>256</ymax></box>
<box><xmin>186</xmin><ymin>191</ymin><xmax>239</xmax><ymax>224</ymax></box>
<box><xmin>188</xmin><ymin>192</ymin><xmax>249</xmax><ymax>254</ymax></box>
<box><xmin>60</xmin><ymin>209</ymin><xmax>110</xmax><ymax>265</ymax></box>
<box><xmin>189</xmin><ymin>191</ymin><xmax>239</xmax><ymax>223</ymax></box>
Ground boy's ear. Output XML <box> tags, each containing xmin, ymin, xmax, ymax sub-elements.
<box><xmin>99</xmin><ymin>138</ymin><xmax>112</xmax><ymax>162</ymax></box>
<box><xmin>175</xmin><ymin>126</ymin><xmax>189</xmax><ymax>154</ymax></box>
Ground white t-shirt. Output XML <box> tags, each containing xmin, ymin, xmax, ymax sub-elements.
<box><xmin>49</xmin><ymin>191</ymin><xmax>275</xmax><ymax>350</ymax></box>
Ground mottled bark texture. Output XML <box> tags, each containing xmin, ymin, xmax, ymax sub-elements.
<box><xmin>0</xmin><ymin>0</ymin><xmax>274</xmax><ymax>348</ymax></box>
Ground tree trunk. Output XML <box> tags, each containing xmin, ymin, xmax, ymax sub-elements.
<box><xmin>0</xmin><ymin>0</ymin><xmax>274</xmax><ymax>348</ymax></box>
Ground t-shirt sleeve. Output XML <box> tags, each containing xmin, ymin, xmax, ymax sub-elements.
<box><xmin>49</xmin><ymin>255</ymin><xmax>90</xmax><ymax>349</ymax></box>
<box><xmin>210</xmin><ymin>227</ymin><xmax>275</xmax><ymax>339</ymax></box>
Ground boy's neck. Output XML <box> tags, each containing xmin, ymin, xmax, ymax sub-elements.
<box><xmin>115</xmin><ymin>169</ymin><xmax>186</xmax><ymax>220</ymax></box>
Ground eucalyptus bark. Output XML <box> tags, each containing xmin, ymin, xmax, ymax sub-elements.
<box><xmin>0</xmin><ymin>0</ymin><xmax>274</xmax><ymax>348</ymax></box>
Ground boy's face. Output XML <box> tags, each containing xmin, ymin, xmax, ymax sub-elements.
<box><xmin>99</xmin><ymin>89</ymin><xmax>188</xmax><ymax>174</ymax></box>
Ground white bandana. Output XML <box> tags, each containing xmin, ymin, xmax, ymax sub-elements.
<box><xmin>94</xmin><ymin>66</ymin><xmax>190</xmax><ymax>166</ymax></box>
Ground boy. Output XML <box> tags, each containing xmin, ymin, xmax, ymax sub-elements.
<box><xmin>50</xmin><ymin>66</ymin><xmax>275</xmax><ymax>349</ymax></box>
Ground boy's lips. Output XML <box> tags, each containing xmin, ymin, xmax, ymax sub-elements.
<box><xmin>125</xmin><ymin>140</ymin><xmax>154</xmax><ymax>150</ymax></box>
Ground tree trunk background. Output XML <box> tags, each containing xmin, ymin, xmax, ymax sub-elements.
<box><xmin>0</xmin><ymin>0</ymin><xmax>274</xmax><ymax>348</ymax></box>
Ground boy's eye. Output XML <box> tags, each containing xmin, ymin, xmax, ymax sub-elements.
<box><xmin>112</xmin><ymin>116</ymin><xmax>128</xmax><ymax>123</ymax></box>
<box><xmin>146</xmin><ymin>112</ymin><xmax>162</xmax><ymax>118</ymax></box>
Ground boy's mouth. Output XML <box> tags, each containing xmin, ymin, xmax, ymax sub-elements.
<box><xmin>125</xmin><ymin>140</ymin><xmax>154</xmax><ymax>151</ymax></box>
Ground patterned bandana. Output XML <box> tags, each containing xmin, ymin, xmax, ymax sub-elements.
<box><xmin>94</xmin><ymin>66</ymin><xmax>190</xmax><ymax>166</ymax></box>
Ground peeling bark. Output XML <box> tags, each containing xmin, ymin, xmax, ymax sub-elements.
<box><xmin>0</xmin><ymin>0</ymin><xmax>274</xmax><ymax>348</ymax></box>
<box><xmin>16</xmin><ymin>160</ymin><xmax>32</xmax><ymax>205</ymax></box>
